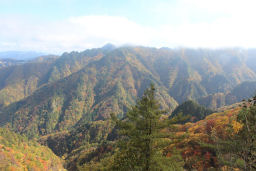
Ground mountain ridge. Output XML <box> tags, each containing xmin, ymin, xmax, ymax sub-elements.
<box><xmin>1</xmin><ymin>46</ymin><xmax>256</xmax><ymax>139</ymax></box>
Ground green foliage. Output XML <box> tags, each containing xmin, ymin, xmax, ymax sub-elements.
<box><xmin>171</xmin><ymin>100</ymin><xmax>213</xmax><ymax>122</ymax></box>
<box><xmin>110</xmin><ymin>84</ymin><xmax>184</xmax><ymax>170</ymax></box>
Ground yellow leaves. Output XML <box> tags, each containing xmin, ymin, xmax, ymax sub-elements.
<box><xmin>232</xmin><ymin>120</ymin><xmax>243</xmax><ymax>134</ymax></box>
<box><xmin>216</xmin><ymin>115</ymin><xmax>229</xmax><ymax>126</ymax></box>
<box><xmin>188</xmin><ymin>124</ymin><xmax>199</xmax><ymax>133</ymax></box>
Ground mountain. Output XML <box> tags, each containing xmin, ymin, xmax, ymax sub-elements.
<box><xmin>0</xmin><ymin>51</ymin><xmax>46</xmax><ymax>60</ymax></box>
<box><xmin>0</xmin><ymin>47</ymin><xmax>109</xmax><ymax>108</ymax></box>
<box><xmin>1</xmin><ymin>46</ymin><xmax>256</xmax><ymax>139</ymax></box>
<box><xmin>0</xmin><ymin>128</ymin><xmax>65</xmax><ymax>170</ymax></box>
<box><xmin>1</xmin><ymin>47</ymin><xmax>177</xmax><ymax>138</ymax></box>
<box><xmin>1</xmin><ymin>46</ymin><xmax>256</xmax><ymax>170</ymax></box>
<box><xmin>0</xmin><ymin>55</ymin><xmax>58</xmax><ymax>107</ymax></box>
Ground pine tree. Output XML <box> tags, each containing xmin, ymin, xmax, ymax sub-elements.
<box><xmin>110</xmin><ymin>84</ymin><xmax>185</xmax><ymax>171</ymax></box>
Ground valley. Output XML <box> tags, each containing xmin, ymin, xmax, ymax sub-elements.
<box><xmin>0</xmin><ymin>46</ymin><xmax>256</xmax><ymax>170</ymax></box>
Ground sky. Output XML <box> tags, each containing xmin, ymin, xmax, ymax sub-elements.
<box><xmin>0</xmin><ymin>0</ymin><xmax>256</xmax><ymax>54</ymax></box>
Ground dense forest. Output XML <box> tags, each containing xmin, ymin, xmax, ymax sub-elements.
<box><xmin>0</xmin><ymin>45</ymin><xmax>256</xmax><ymax>170</ymax></box>
<box><xmin>76</xmin><ymin>85</ymin><xmax>256</xmax><ymax>171</ymax></box>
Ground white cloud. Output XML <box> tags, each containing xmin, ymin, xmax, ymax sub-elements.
<box><xmin>0</xmin><ymin>15</ymin><xmax>158</xmax><ymax>53</ymax></box>
<box><xmin>1</xmin><ymin>10</ymin><xmax>256</xmax><ymax>53</ymax></box>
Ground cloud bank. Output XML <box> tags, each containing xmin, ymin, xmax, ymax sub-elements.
<box><xmin>1</xmin><ymin>0</ymin><xmax>256</xmax><ymax>53</ymax></box>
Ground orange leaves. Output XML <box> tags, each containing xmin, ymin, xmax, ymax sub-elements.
<box><xmin>166</xmin><ymin>107</ymin><xmax>244</xmax><ymax>170</ymax></box>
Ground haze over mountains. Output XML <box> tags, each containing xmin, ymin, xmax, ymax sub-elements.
<box><xmin>1</xmin><ymin>44</ymin><xmax>256</xmax><ymax>170</ymax></box>
<box><xmin>0</xmin><ymin>51</ymin><xmax>50</xmax><ymax>69</ymax></box>
<box><xmin>0</xmin><ymin>51</ymin><xmax>46</xmax><ymax>60</ymax></box>
<box><xmin>0</xmin><ymin>45</ymin><xmax>256</xmax><ymax>137</ymax></box>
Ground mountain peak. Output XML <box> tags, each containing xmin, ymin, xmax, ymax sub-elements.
<box><xmin>102</xmin><ymin>43</ymin><xmax>116</xmax><ymax>50</ymax></box>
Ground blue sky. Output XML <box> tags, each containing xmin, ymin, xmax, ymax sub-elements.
<box><xmin>0</xmin><ymin>0</ymin><xmax>180</xmax><ymax>25</ymax></box>
<box><xmin>0</xmin><ymin>0</ymin><xmax>256</xmax><ymax>53</ymax></box>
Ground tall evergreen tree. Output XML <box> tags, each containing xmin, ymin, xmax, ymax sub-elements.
<box><xmin>110</xmin><ymin>84</ymin><xmax>185</xmax><ymax>171</ymax></box>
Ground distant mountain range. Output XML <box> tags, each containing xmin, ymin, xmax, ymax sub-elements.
<box><xmin>0</xmin><ymin>51</ymin><xmax>47</xmax><ymax>60</ymax></box>
<box><xmin>1</xmin><ymin>46</ymin><xmax>256</xmax><ymax>139</ymax></box>
<box><xmin>0</xmin><ymin>58</ymin><xmax>26</xmax><ymax>68</ymax></box>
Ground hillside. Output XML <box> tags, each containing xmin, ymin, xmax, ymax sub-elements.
<box><xmin>1</xmin><ymin>48</ymin><xmax>177</xmax><ymax>138</ymax></box>
<box><xmin>0</xmin><ymin>47</ymin><xmax>110</xmax><ymax>108</ymax></box>
<box><xmin>1</xmin><ymin>46</ymin><xmax>256</xmax><ymax>139</ymax></box>
<box><xmin>0</xmin><ymin>128</ymin><xmax>65</xmax><ymax>170</ymax></box>
<box><xmin>0</xmin><ymin>56</ymin><xmax>57</xmax><ymax>107</ymax></box>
